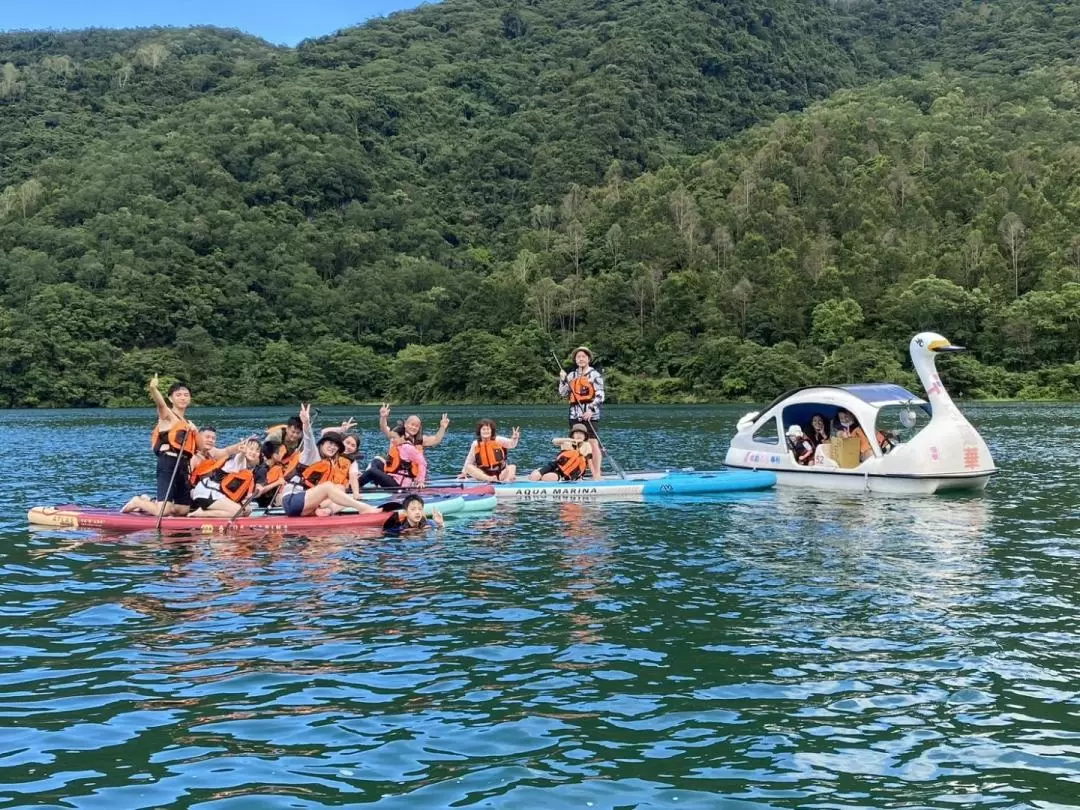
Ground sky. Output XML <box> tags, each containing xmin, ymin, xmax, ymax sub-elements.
<box><xmin>1</xmin><ymin>0</ymin><xmax>432</xmax><ymax>47</ymax></box>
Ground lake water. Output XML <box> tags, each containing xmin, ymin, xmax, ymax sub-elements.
<box><xmin>3</xmin><ymin>404</ymin><xmax>1078</xmax><ymax>808</ymax></box>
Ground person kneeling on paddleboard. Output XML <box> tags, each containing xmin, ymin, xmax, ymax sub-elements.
<box><xmin>279</xmin><ymin>405</ymin><xmax>380</xmax><ymax>518</ymax></box>
<box><xmin>457</xmin><ymin>419</ymin><xmax>520</xmax><ymax>483</ymax></box>
<box><xmin>382</xmin><ymin>494</ymin><xmax>445</xmax><ymax>534</ymax></box>
<box><xmin>558</xmin><ymin>346</ymin><xmax>605</xmax><ymax>480</ymax></box>
<box><xmin>528</xmin><ymin>424</ymin><xmax>593</xmax><ymax>482</ymax></box>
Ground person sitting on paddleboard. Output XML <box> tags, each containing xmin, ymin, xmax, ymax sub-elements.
<box><xmin>366</xmin><ymin>404</ymin><xmax>446</xmax><ymax>489</ymax></box>
<box><xmin>457</xmin><ymin>419</ymin><xmax>520</xmax><ymax>483</ymax></box>
<box><xmin>279</xmin><ymin>405</ymin><xmax>380</xmax><ymax>518</ymax></box>
<box><xmin>382</xmin><ymin>493</ymin><xmax>445</xmax><ymax>534</ymax></box>
<box><xmin>528</xmin><ymin>424</ymin><xmax>593</xmax><ymax>482</ymax></box>
<box><xmin>558</xmin><ymin>346</ymin><xmax>605</xmax><ymax>480</ymax></box>
<box><xmin>188</xmin><ymin>438</ymin><xmax>263</xmax><ymax>518</ymax></box>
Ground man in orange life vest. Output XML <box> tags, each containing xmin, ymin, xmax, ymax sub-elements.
<box><xmin>557</xmin><ymin>346</ymin><xmax>605</xmax><ymax>479</ymax></box>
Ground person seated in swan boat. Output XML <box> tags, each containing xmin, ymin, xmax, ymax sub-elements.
<box><xmin>786</xmin><ymin>425</ymin><xmax>815</xmax><ymax>466</ymax></box>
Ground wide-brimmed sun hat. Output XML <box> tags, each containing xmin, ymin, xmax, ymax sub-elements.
<box><xmin>571</xmin><ymin>346</ymin><xmax>593</xmax><ymax>361</ymax></box>
<box><xmin>786</xmin><ymin>424</ymin><xmax>804</xmax><ymax>438</ymax></box>
<box><xmin>318</xmin><ymin>430</ymin><xmax>346</xmax><ymax>453</ymax></box>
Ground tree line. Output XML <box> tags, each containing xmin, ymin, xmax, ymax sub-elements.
<box><xmin>1</xmin><ymin>1</ymin><xmax>1079</xmax><ymax>406</ymax></box>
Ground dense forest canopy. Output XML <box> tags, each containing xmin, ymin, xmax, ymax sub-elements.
<box><xmin>1</xmin><ymin>0</ymin><xmax>1079</xmax><ymax>407</ymax></box>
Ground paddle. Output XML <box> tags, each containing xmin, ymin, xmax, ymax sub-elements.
<box><xmin>551</xmin><ymin>349</ymin><xmax>626</xmax><ymax>479</ymax></box>
<box><xmin>156</xmin><ymin>440</ymin><xmax>188</xmax><ymax>531</ymax></box>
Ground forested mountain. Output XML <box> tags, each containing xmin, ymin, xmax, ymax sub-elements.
<box><xmin>0</xmin><ymin>0</ymin><xmax>1078</xmax><ymax>406</ymax></box>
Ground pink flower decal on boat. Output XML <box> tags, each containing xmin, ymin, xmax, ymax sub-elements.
<box><xmin>963</xmin><ymin>447</ymin><xmax>980</xmax><ymax>469</ymax></box>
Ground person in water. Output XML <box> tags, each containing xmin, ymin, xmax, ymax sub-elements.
<box><xmin>122</xmin><ymin>375</ymin><xmax>208</xmax><ymax>516</ymax></box>
<box><xmin>278</xmin><ymin>404</ymin><xmax>381</xmax><ymax>517</ymax></box>
<box><xmin>558</xmin><ymin>346</ymin><xmax>605</xmax><ymax>480</ymax></box>
<box><xmin>382</xmin><ymin>494</ymin><xmax>445</xmax><ymax>534</ymax></box>
<box><xmin>529</xmin><ymin>424</ymin><xmax>593</xmax><ymax>482</ymax></box>
<box><xmin>457</xmin><ymin>419</ymin><xmax>520</xmax><ymax>482</ymax></box>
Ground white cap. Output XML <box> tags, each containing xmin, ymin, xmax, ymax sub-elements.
<box><xmin>786</xmin><ymin>424</ymin><xmax>804</xmax><ymax>437</ymax></box>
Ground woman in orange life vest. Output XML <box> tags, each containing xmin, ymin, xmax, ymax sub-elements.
<box><xmin>279</xmin><ymin>405</ymin><xmax>380</xmax><ymax>518</ymax></box>
<box><xmin>557</xmin><ymin>346</ymin><xmax>605</xmax><ymax>480</ymax></box>
<box><xmin>188</xmin><ymin>439</ymin><xmax>263</xmax><ymax>518</ymax></box>
<box><xmin>529</xmin><ymin>424</ymin><xmax>593</xmax><ymax>482</ymax></box>
<box><xmin>373</xmin><ymin>404</ymin><xmax>449</xmax><ymax>488</ymax></box>
<box><xmin>457</xmin><ymin>419</ymin><xmax>521</xmax><ymax>483</ymax></box>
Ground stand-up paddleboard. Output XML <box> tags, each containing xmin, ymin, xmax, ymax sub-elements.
<box><xmin>28</xmin><ymin>495</ymin><xmax>467</xmax><ymax>535</ymax></box>
<box><xmin>354</xmin><ymin>484</ymin><xmax>494</xmax><ymax>501</ymax></box>
<box><xmin>431</xmin><ymin>469</ymin><xmax>776</xmax><ymax>501</ymax></box>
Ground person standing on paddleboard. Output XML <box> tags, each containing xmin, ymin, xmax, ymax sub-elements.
<box><xmin>122</xmin><ymin>375</ymin><xmax>207</xmax><ymax>516</ymax></box>
<box><xmin>558</xmin><ymin>346</ymin><xmax>605</xmax><ymax>480</ymax></box>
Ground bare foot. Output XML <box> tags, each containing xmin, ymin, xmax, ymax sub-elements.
<box><xmin>315</xmin><ymin>507</ymin><xmax>332</xmax><ymax>517</ymax></box>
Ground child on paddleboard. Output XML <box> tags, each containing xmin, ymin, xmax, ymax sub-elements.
<box><xmin>528</xmin><ymin>424</ymin><xmax>593</xmax><ymax>482</ymax></box>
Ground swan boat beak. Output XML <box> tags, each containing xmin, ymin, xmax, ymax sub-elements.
<box><xmin>928</xmin><ymin>338</ymin><xmax>965</xmax><ymax>352</ymax></box>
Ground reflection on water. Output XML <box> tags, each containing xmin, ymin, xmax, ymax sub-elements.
<box><xmin>0</xmin><ymin>404</ymin><xmax>1077</xmax><ymax>808</ymax></box>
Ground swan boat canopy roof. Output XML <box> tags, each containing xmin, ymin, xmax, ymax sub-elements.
<box><xmin>759</xmin><ymin>383</ymin><xmax>927</xmax><ymax>414</ymax></box>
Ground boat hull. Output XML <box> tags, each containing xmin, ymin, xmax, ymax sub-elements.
<box><xmin>436</xmin><ymin>469</ymin><xmax>777</xmax><ymax>502</ymax></box>
<box><xmin>725</xmin><ymin>463</ymin><xmax>993</xmax><ymax>495</ymax></box>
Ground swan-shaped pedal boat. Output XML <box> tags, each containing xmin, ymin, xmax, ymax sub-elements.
<box><xmin>724</xmin><ymin>332</ymin><xmax>996</xmax><ymax>494</ymax></box>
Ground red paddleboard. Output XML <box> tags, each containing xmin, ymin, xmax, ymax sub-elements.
<box><xmin>28</xmin><ymin>505</ymin><xmax>398</xmax><ymax>535</ymax></box>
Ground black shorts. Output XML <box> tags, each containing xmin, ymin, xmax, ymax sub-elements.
<box><xmin>155</xmin><ymin>453</ymin><xmax>192</xmax><ymax>506</ymax></box>
<box><xmin>190</xmin><ymin>497</ymin><xmax>215</xmax><ymax>512</ymax></box>
<box><xmin>538</xmin><ymin>460</ymin><xmax>585</xmax><ymax>482</ymax></box>
<box><xmin>569</xmin><ymin>419</ymin><xmax>599</xmax><ymax>441</ymax></box>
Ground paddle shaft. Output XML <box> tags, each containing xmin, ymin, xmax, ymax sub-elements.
<box><xmin>551</xmin><ymin>351</ymin><xmax>625</xmax><ymax>479</ymax></box>
<box><xmin>156</xmin><ymin>443</ymin><xmax>187</xmax><ymax>531</ymax></box>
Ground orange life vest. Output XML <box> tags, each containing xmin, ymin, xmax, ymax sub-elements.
<box><xmin>473</xmin><ymin>439</ymin><xmax>507</xmax><ymax>474</ymax></box>
<box><xmin>332</xmin><ymin>456</ymin><xmax>351</xmax><ymax>486</ymax></box>
<box><xmin>384</xmin><ymin>445</ymin><xmax>418</xmax><ymax>480</ymax></box>
<box><xmin>279</xmin><ymin>447</ymin><xmax>302</xmax><ymax>479</ymax></box>
<box><xmin>555</xmin><ymin>447</ymin><xmax>588</xmax><ymax>481</ymax></box>
<box><xmin>568</xmin><ymin>376</ymin><xmax>595</xmax><ymax>405</ymax></box>
<box><xmin>299</xmin><ymin>459</ymin><xmax>334</xmax><ymax>489</ymax></box>
<box><xmin>151</xmin><ymin>420</ymin><xmax>197</xmax><ymax>457</ymax></box>
<box><xmin>189</xmin><ymin>457</ymin><xmax>255</xmax><ymax>503</ymax></box>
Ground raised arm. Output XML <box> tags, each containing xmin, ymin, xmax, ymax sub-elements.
<box><xmin>423</xmin><ymin>413</ymin><xmax>450</xmax><ymax>447</ymax></box>
<box><xmin>298</xmin><ymin>403</ymin><xmax>320</xmax><ymax>465</ymax></box>
<box><xmin>378</xmin><ymin>403</ymin><xmax>393</xmax><ymax>440</ymax></box>
<box><xmin>148</xmin><ymin>374</ymin><xmax>172</xmax><ymax>421</ymax></box>
<box><xmin>557</xmin><ymin>368</ymin><xmax>570</xmax><ymax>398</ymax></box>
<box><xmin>502</xmin><ymin>427</ymin><xmax>521</xmax><ymax>450</ymax></box>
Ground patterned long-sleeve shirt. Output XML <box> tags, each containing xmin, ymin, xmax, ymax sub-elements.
<box><xmin>558</xmin><ymin>366</ymin><xmax>605</xmax><ymax>422</ymax></box>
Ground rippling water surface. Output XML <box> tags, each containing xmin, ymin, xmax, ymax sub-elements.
<box><xmin>3</xmin><ymin>404</ymin><xmax>1078</xmax><ymax>808</ymax></box>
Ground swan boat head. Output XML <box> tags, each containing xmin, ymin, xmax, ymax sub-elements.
<box><xmin>902</xmin><ymin>331</ymin><xmax>996</xmax><ymax>477</ymax></box>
